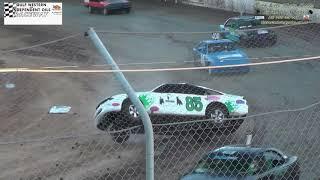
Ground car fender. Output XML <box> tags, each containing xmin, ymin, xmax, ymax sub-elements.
<box><xmin>94</xmin><ymin>94</ymin><xmax>128</xmax><ymax>127</ymax></box>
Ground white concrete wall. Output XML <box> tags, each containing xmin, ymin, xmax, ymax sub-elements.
<box><xmin>255</xmin><ymin>1</ymin><xmax>320</xmax><ymax>22</ymax></box>
<box><xmin>181</xmin><ymin>0</ymin><xmax>320</xmax><ymax>22</ymax></box>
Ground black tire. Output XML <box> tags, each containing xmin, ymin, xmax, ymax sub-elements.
<box><xmin>121</xmin><ymin>98</ymin><xmax>141</xmax><ymax>121</ymax></box>
<box><xmin>109</xmin><ymin>123</ymin><xmax>130</xmax><ymax>143</ymax></box>
<box><xmin>205</xmin><ymin>103</ymin><xmax>229</xmax><ymax>126</ymax></box>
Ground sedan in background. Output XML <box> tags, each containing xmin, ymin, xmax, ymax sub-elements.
<box><xmin>88</xmin><ymin>0</ymin><xmax>131</xmax><ymax>15</ymax></box>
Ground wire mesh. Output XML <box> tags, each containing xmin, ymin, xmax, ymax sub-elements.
<box><xmin>1</xmin><ymin>0</ymin><xmax>320</xmax><ymax>179</ymax></box>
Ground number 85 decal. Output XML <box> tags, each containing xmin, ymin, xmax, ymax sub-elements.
<box><xmin>186</xmin><ymin>96</ymin><xmax>203</xmax><ymax>111</ymax></box>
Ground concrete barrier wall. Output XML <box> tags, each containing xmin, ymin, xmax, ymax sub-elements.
<box><xmin>255</xmin><ymin>1</ymin><xmax>320</xmax><ymax>22</ymax></box>
<box><xmin>181</xmin><ymin>0</ymin><xmax>255</xmax><ymax>14</ymax></box>
<box><xmin>181</xmin><ymin>0</ymin><xmax>320</xmax><ymax>22</ymax></box>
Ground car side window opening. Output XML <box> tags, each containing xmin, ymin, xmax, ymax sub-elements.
<box><xmin>152</xmin><ymin>84</ymin><xmax>176</xmax><ymax>93</ymax></box>
<box><xmin>225</xmin><ymin>19</ymin><xmax>253</xmax><ymax>29</ymax></box>
<box><xmin>196</xmin><ymin>42</ymin><xmax>207</xmax><ymax>54</ymax></box>
<box><xmin>182</xmin><ymin>85</ymin><xmax>206</xmax><ymax>95</ymax></box>
<box><xmin>207</xmin><ymin>43</ymin><xmax>236</xmax><ymax>53</ymax></box>
<box><xmin>205</xmin><ymin>89</ymin><xmax>223</xmax><ymax>95</ymax></box>
<box><xmin>225</xmin><ymin>19</ymin><xmax>237</xmax><ymax>28</ymax></box>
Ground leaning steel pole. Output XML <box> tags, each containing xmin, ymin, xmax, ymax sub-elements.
<box><xmin>86</xmin><ymin>27</ymin><xmax>154</xmax><ymax>180</ymax></box>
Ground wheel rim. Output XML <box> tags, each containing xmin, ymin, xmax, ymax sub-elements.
<box><xmin>210</xmin><ymin>109</ymin><xmax>225</xmax><ymax>123</ymax></box>
<box><xmin>129</xmin><ymin>105</ymin><xmax>139</xmax><ymax>118</ymax></box>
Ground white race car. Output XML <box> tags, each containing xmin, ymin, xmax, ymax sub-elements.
<box><xmin>95</xmin><ymin>83</ymin><xmax>248</xmax><ymax>143</ymax></box>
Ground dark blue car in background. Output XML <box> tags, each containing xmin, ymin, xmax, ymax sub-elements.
<box><xmin>193</xmin><ymin>39</ymin><xmax>250</xmax><ymax>74</ymax></box>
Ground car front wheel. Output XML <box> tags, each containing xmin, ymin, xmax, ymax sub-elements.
<box><xmin>205</xmin><ymin>104</ymin><xmax>228</xmax><ymax>127</ymax></box>
<box><xmin>122</xmin><ymin>98</ymin><xmax>141</xmax><ymax>121</ymax></box>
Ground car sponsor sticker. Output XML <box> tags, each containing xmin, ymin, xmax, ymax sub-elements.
<box><xmin>4</xmin><ymin>2</ymin><xmax>62</xmax><ymax>25</ymax></box>
<box><xmin>139</xmin><ymin>94</ymin><xmax>155</xmax><ymax>109</ymax></box>
<box><xmin>255</xmin><ymin>15</ymin><xmax>265</xmax><ymax>20</ymax></box>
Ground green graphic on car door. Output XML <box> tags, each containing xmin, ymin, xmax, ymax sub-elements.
<box><xmin>186</xmin><ymin>96</ymin><xmax>203</xmax><ymax>111</ymax></box>
<box><xmin>139</xmin><ymin>94</ymin><xmax>155</xmax><ymax>109</ymax></box>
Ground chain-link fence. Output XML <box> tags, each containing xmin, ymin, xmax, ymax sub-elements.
<box><xmin>1</xmin><ymin>1</ymin><xmax>320</xmax><ymax>179</ymax></box>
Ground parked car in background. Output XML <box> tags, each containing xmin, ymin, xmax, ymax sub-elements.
<box><xmin>88</xmin><ymin>0</ymin><xmax>131</xmax><ymax>15</ymax></box>
<box><xmin>181</xmin><ymin>145</ymin><xmax>300</xmax><ymax>180</ymax></box>
<box><xmin>215</xmin><ymin>16</ymin><xmax>277</xmax><ymax>48</ymax></box>
<box><xmin>193</xmin><ymin>39</ymin><xmax>250</xmax><ymax>74</ymax></box>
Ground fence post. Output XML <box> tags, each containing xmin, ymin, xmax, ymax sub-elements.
<box><xmin>86</xmin><ymin>27</ymin><xmax>154</xmax><ymax>180</ymax></box>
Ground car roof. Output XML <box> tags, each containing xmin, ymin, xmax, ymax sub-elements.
<box><xmin>210</xmin><ymin>145</ymin><xmax>266</xmax><ymax>156</ymax></box>
<box><xmin>202</xmin><ymin>39</ymin><xmax>233</xmax><ymax>44</ymax></box>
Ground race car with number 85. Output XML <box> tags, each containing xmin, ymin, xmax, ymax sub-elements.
<box><xmin>94</xmin><ymin>83</ymin><xmax>248</xmax><ymax>143</ymax></box>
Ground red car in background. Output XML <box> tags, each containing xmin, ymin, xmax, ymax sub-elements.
<box><xmin>88</xmin><ymin>0</ymin><xmax>131</xmax><ymax>15</ymax></box>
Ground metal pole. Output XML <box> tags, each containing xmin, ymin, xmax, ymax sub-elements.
<box><xmin>86</xmin><ymin>27</ymin><xmax>154</xmax><ymax>180</ymax></box>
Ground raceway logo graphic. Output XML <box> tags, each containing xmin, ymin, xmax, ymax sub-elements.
<box><xmin>3</xmin><ymin>2</ymin><xmax>62</xmax><ymax>25</ymax></box>
<box><xmin>4</xmin><ymin>2</ymin><xmax>16</xmax><ymax>18</ymax></box>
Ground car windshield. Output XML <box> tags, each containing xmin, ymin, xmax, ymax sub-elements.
<box><xmin>207</xmin><ymin>43</ymin><xmax>236</xmax><ymax>53</ymax></box>
<box><xmin>193</xmin><ymin>154</ymin><xmax>254</xmax><ymax>176</ymax></box>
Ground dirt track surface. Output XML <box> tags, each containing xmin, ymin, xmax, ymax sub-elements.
<box><xmin>0</xmin><ymin>0</ymin><xmax>320</xmax><ymax>179</ymax></box>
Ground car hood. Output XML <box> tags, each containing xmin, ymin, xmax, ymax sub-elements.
<box><xmin>180</xmin><ymin>173</ymin><xmax>254</xmax><ymax>180</ymax></box>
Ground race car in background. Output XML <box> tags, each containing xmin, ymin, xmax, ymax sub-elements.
<box><xmin>88</xmin><ymin>0</ymin><xmax>131</xmax><ymax>15</ymax></box>
<box><xmin>214</xmin><ymin>16</ymin><xmax>277</xmax><ymax>48</ymax></box>
<box><xmin>193</xmin><ymin>39</ymin><xmax>250</xmax><ymax>74</ymax></box>
<box><xmin>94</xmin><ymin>83</ymin><xmax>248</xmax><ymax>143</ymax></box>
<box><xmin>181</xmin><ymin>145</ymin><xmax>300</xmax><ymax>180</ymax></box>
